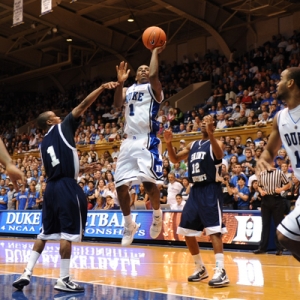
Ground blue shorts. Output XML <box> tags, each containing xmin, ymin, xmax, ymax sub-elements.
<box><xmin>38</xmin><ymin>178</ymin><xmax>87</xmax><ymax>242</ymax></box>
<box><xmin>177</xmin><ymin>182</ymin><xmax>227</xmax><ymax>236</ymax></box>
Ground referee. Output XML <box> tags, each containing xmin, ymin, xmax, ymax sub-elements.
<box><xmin>254</xmin><ymin>169</ymin><xmax>290</xmax><ymax>255</ymax></box>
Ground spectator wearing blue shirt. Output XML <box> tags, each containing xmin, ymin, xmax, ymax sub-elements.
<box><xmin>0</xmin><ymin>188</ymin><xmax>8</xmax><ymax>210</ymax></box>
<box><xmin>223</xmin><ymin>145</ymin><xmax>234</xmax><ymax>162</ymax></box>
<box><xmin>236</xmin><ymin>146</ymin><xmax>246</xmax><ymax>163</ymax></box>
<box><xmin>230</xmin><ymin>164</ymin><xmax>248</xmax><ymax>186</ymax></box>
<box><xmin>27</xmin><ymin>182</ymin><xmax>39</xmax><ymax>210</ymax></box>
<box><xmin>233</xmin><ymin>176</ymin><xmax>250</xmax><ymax>210</ymax></box>
<box><xmin>16</xmin><ymin>185</ymin><xmax>29</xmax><ymax>210</ymax></box>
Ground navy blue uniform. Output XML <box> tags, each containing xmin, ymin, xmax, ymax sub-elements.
<box><xmin>177</xmin><ymin>140</ymin><xmax>227</xmax><ymax>236</ymax></box>
<box><xmin>38</xmin><ymin>113</ymin><xmax>87</xmax><ymax>242</ymax></box>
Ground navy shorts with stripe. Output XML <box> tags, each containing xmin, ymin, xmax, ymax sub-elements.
<box><xmin>179</xmin><ymin>182</ymin><xmax>224</xmax><ymax>232</ymax></box>
<box><xmin>41</xmin><ymin>178</ymin><xmax>87</xmax><ymax>238</ymax></box>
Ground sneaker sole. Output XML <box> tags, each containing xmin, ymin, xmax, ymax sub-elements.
<box><xmin>208</xmin><ymin>279</ymin><xmax>230</xmax><ymax>287</ymax></box>
<box><xmin>121</xmin><ymin>223</ymin><xmax>140</xmax><ymax>247</ymax></box>
<box><xmin>54</xmin><ymin>285</ymin><xmax>85</xmax><ymax>293</ymax></box>
<box><xmin>12</xmin><ymin>279</ymin><xmax>30</xmax><ymax>290</ymax></box>
<box><xmin>188</xmin><ymin>274</ymin><xmax>209</xmax><ymax>282</ymax></box>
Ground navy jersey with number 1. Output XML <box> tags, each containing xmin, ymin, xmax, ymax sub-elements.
<box><xmin>40</xmin><ymin>113</ymin><xmax>79</xmax><ymax>182</ymax></box>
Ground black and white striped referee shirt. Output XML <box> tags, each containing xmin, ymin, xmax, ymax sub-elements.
<box><xmin>258</xmin><ymin>169</ymin><xmax>289</xmax><ymax>195</ymax></box>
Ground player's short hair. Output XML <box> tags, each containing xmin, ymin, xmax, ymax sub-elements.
<box><xmin>287</xmin><ymin>67</ymin><xmax>300</xmax><ymax>89</ymax></box>
<box><xmin>36</xmin><ymin>111</ymin><xmax>51</xmax><ymax>130</ymax></box>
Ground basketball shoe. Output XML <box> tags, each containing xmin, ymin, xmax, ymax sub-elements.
<box><xmin>150</xmin><ymin>214</ymin><xmax>162</xmax><ymax>239</ymax></box>
<box><xmin>54</xmin><ymin>276</ymin><xmax>85</xmax><ymax>293</ymax></box>
<box><xmin>121</xmin><ymin>222</ymin><xmax>140</xmax><ymax>246</ymax></box>
<box><xmin>188</xmin><ymin>265</ymin><xmax>209</xmax><ymax>282</ymax></box>
<box><xmin>208</xmin><ymin>268</ymin><xmax>230</xmax><ymax>287</ymax></box>
<box><xmin>12</xmin><ymin>269</ymin><xmax>31</xmax><ymax>290</ymax></box>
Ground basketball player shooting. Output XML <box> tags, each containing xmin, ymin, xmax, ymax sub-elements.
<box><xmin>113</xmin><ymin>42</ymin><xmax>166</xmax><ymax>247</ymax></box>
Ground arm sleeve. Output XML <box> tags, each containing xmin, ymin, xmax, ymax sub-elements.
<box><xmin>60</xmin><ymin>113</ymin><xmax>81</xmax><ymax>147</ymax></box>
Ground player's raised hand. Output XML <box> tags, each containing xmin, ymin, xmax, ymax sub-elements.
<box><xmin>152</xmin><ymin>42</ymin><xmax>166</xmax><ymax>54</ymax></box>
<box><xmin>116</xmin><ymin>61</ymin><xmax>130</xmax><ymax>83</ymax></box>
<box><xmin>101</xmin><ymin>81</ymin><xmax>119</xmax><ymax>90</ymax></box>
<box><xmin>163</xmin><ymin>129</ymin><xmax>173</xmax><ymax>143</ymax></box>
<box><xmin>256</xmin><ymin>158</ymin><xmax>274</xmax><ymax>175</ymax></box>
<box><xmin>6</xmin><ymin>162</ymin><xmax>25</xmax><ymax>191</ymax></box>
<box><xmin>203</xmin><ymin>115</ymin><xmax>214</xmax><ymax>136</ymax></box>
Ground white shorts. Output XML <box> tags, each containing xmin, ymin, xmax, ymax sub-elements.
<box><xmin>114</xmin><ymin>134</ymin><xmax>163</xmax><ymax>188</ymax></box>
<box><xmin>277</xmin><ymin>196</ymin><xmax>300</xmax><ymax>241</ymax></box>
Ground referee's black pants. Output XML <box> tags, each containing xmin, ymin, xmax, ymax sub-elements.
<box><xmin>259</xmin><ymin>195</ymin><xmax>285</xmax><ymax>251</ymax></box>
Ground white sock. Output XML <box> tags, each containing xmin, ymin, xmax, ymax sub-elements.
<box><xmin>124</xmin><ymin>215</ymin><xmax>133</xmax><ymax>227</ymax></box>
<box><xmin>60</xmin><ymin>259</ymin><xmax>70</xmax><ymax>279</ymax></box>
<box><xmin>215</xmin><ymin>253</ymin><xmax>224</xmax><ymax>269</ymax></box>
<box><xmin>192</xmin><ymin>254</ymin><xmax>204</xmax><ymax>269</ymax></box>
<box><xmin>26</xmin><ymin>251</ymin><xmax>40</xmax><ymax>273</ymax></box>
<box><xmin>153</xmin><ymin>209</ymin><xmax>162</xmax><ymax>218</ymax></box>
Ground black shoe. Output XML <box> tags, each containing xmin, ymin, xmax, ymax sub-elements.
<box><xmin>54</xmin><ymin>276</ymin><xmax>85</xmax><ymax>293</ymax></box>
<box><xmin>276</xmin><ymin>250</ymin><xmax>283</xmax><ymax>256</ymax></box>
<box><xmin>208</xmin><ymin>268</ymin><xmax>230</xmax><ymax>287</ymax></box>
<box><xmin>253</xmin><ymin>249</ymin><xmax>266</xmax><ymax>254</ymax></box>
<box><xmin>188</xmin><ymin>266</ymin><xmax>209</xmax><ymax>282</ymax></box>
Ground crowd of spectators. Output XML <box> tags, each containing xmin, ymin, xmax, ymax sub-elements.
<box><xmin>0</xmin><ymin>30</ymin><xmax>300</xmax><ymax>212</ymax></box>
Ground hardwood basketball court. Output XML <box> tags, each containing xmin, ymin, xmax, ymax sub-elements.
<box><xmin>1</xmin><ymin>237</ymin><xmax>298</xmax><ymax>300</ymax></box>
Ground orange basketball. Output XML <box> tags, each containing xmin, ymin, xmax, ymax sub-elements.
<box><xmin>142</xmin><ymin>26</ymin><xmax>166</xmax><ymax>50</ymax></box>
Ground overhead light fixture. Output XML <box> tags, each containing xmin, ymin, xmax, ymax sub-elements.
<box><xmin>127</xmin><ymin>15</ymin><xmax>134</xmax><ymax>22</ymax></box>
<box><xmin>66</xmin><ymin>37</ymin><xmax>72</xmax><ymax>42</ymax></box>
<box><xmin>52</xmin><ymin>27</ymin><xmax>58</xmax><ymax>33</ymax></box>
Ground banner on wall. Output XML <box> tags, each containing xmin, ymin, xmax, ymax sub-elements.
<box><xmin>12</xmin><ymin>0</ymin><xmax>23</xmax><ymax>27</ymax></box>
<box><xmin>0</xmin><ymin>210</ymin><xmax>262</xmax><ymax>245</ymax></box>
<box><xmin>41</xmin><ymin>0</ymin><xmax>52</xmax><ymax>16</ymax></box>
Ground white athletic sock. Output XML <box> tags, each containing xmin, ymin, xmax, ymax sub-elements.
<box><xmin>26</xmin><ymin>251</ymin><xmax>41</xmax><ymax>273</ymax></box>
<box><xmin>60</xmin><ymin>259</ymin><xmax>70</xmax><ymax>279</ymax></box>
<box><xmin>215</xmin><ymin>253</ymin><xmax>224</xmax><ymax>269</ymax></box>
<box><xmin>192</xmin><ymin>253</ymin><xmax>204</xmax><ymax>269</ymax></box>
<box><xmin>124</xmin><ymin>215</ymin><xmax>133</xmax><ymax>227</ymax></box>
<box><xmin>153</xmin><ymin>208</ymin><xmax>162</xmax><ymax>218</ymax></box>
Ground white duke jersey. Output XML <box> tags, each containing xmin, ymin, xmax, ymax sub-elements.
<box><xmin>124</xmin><ymin>83</ymin><xmax>163</xmax><ymax>135</ymax></box>
<box><xmin>277</xmin><ymin>108</ymin><xmax>300</xmax><ymax>179</ymax></box>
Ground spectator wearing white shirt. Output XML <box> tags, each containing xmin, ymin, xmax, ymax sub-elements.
<box><xmin>111</xmin><ymin>145</ymin><xmax>120</xmax><ymax>158</ymax></box>
<box><xmin>171</xmin><ymin>194</ymin><xmax>186</xmax><ymax>210</ymax></box>
<box><xmin>167</xmin><ymin>173</ymin><xmax>183</xmax><ymax>206</ymax></box>
<box><xmin>216</xmin><ymin>112</ymin><xmax>226</xmax><ymax>129</ymax></box>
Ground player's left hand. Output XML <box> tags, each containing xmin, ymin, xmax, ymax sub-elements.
<box><xmin>81</xmin><ymin>162</ymin><xmax>102</xmax><ymax>174</ymax></box>
<box><xmin>152</xmin><ymin>42</ymin><xmax>166</xmax><ymax>54</ymax></box>
<box><xmin>204</xmin><ymin>115</ymin><xmax>214</xmax><ymax>135</ymax></box>
<box><xmin>163</xmin><ymin>129</ymin><xmax>173</xmax><ymax>143</ymax></box>
<box><xmin>6</xmin><ymin>162</ymin><xmax>25</xmax><ymax>191</ymax></box>
<box><xmin>101</xmin><ymin>81</ymin><xmax>119</xmax><ymax>90</ymax></box>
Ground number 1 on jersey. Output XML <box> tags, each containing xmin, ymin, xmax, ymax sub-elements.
<box><xmin>47</xmin><ymin>146</ymin><xmax>60</xmax><ymax>167</ymax></box>
<box><xmin>129</xmin><ymin>103</ymin><xmax>134</xmax><ymax>116</ymax></box>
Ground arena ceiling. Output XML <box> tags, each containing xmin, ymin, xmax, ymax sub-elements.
<box><xmin>0</xmin><ymin>0</ymin><xmax>300</xmax><ymax>86</ymax></box>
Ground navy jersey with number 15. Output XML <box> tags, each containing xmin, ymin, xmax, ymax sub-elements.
<box><xmin>40</xmin><ymin>113</ymin><xmax>80</xmax><ymax>181</ymax></box>
<box><xmin>188</xmin><ymin>140</ymin><xmax>222</xmax><ymax>184</ymax></box>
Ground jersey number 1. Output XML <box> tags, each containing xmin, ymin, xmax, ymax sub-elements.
<box><xmin>47</xmin><ymin>146</ymin><xmax>60</xmax><ymax>167</ymax></box>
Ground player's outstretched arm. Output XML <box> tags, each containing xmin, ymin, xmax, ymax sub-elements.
<box><xmin>149</xmin><ymin>43</ymin><xmax>166</xmax><ymax>103</ymax></box>
<box><xmin>256</xmin><ymin>114</ymin><xmax>282</xmax><ymax>173</ymax></box>
<box><xmin>114</xmin><ymin>61</ymin><xmax>130</xmax><ymax>108</ymax></box>
<box><xmin>72</xmin><ymin>82</ymin><xmax>119</xmax><ymax>118</ymax></box>
<box><xmin>205</xmin><ymin>116</ymin><xmax>223</xmax><ymax>160</ymax></box>
<box><xmin>0</xmin><ymin>139</ymin><xmax>24</xmax><ymax>190</ymax></box>
<box><xmin>163</xmin><ymin>129</ymin><xmax>189</xmax><ymax>163</ymax></box>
